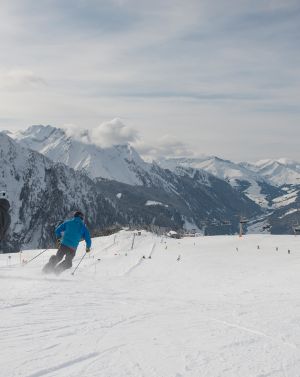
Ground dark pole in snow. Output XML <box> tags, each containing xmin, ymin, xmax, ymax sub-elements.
<box><xmin>131</xmin><ymin>233</ymin><xmax>136</xmax><ymax>250</ymax></box>
<box><xmin>71</xmin><ymin>253</ymin><xmax>87</xmax><ymax>276</ymax></box>
<box><xmin>24</xmin><ymin>248</ymin><xmax>49</xmax><ymax>265</ymax></box>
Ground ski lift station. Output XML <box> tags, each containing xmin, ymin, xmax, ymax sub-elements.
<box><xmin>167</xmin><ymin>230</ymin><xmax>181</xmax><ymax>239</ymax></box>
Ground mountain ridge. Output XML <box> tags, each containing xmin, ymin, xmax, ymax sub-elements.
<box><xmin>0</xmin><ymin>131</ymin><xmax>263</xmax><ymax>249</ymax></box>
<box><xmin>9</xmin><ymin>124</ymin><xmax>300</xmax><ymax>189</ymax></box>
<box><xmin>3</xmin><ymin>124</ymin><xmax>300</xmax><ymax>240</ymax></box>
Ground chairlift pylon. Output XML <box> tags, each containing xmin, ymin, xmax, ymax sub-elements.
<box><xmin>293</xmin><ymin>224</ymin><xmax>300</xmax><ymax>234</ymax></box>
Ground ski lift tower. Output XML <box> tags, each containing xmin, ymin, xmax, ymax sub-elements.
<box><xmin>293</xmin><ymin>224</ymin><xmax>300</xmax><ymax>235</ymax></box>
<box><xmin>292</xmin><ymin>179</ymin><xmax>300</xmax><ymax>234</ymax></box>
<box><xmin>239</xmin><ymin>216</ymin><xmax>248</xmax><ymax>238</ymax></box>
<box><xmin>293</xmin><ymin>206</ymin><xmax>300</xmax><ymax>235</ymax></box>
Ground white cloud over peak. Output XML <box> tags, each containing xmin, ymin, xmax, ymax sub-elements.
<box><xmin>63</xmin><ymin>119</ymin><xmax>195</xmax><ymax>159</ymax></box>
<box><xmin>134</xmin><ymin>134</ymin><xmax>196</xmax><ymax>161</ymax></box>
<box><xmin>64</xmin><ymin>118</ymin><xmax>139</xmax><ymax>148</ymax></box>
<box><xmin>90</xmin><ymin>118</ymin><xmax>139</xmax><ymax>147</ymax></box>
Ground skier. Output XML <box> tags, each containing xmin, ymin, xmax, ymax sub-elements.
<box><xmin>43</xmin><ymin>211</ymin><xmax>91</xmax><ymax>275</ymax></box>
<box><xmin>0</xmin><ymin>191</ymin><xmax>11</xmax><ymax>250</ymax></box>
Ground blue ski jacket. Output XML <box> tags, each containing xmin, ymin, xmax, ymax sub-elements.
<box><xmin>55</xmin><ymin>216</ymin><xmax>92</xmax><ymax>251</ymax></box>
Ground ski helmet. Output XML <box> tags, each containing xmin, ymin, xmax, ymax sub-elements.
<box><xmin>74</xmin><ymin>211</ymin><xmax>84</xmax><ymax>220</ymax></box>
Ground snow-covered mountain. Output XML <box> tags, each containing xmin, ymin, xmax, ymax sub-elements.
<box><xmin>0</xmin><ymin>131</ymin><xmax>263</xmax><ymax>249</ymax></box>
<box><xmin>11</xmin><ymin>125</ymin><xmax>299</xmax><ymax>196</ymax></box>
<box><xmin>241</xmin><ymin>159</ymin><xmax>300</xmax><ymax>186</ymax></box>
<box><xmin>8</xmin><ymin>124</ymin><xmax>300</xmax><ymax>191</ymax></box>
<box><xmin>158</xmin><ymin>156</ymin><xmax>271</xmax><ymax>207</ymax></box>
<box><xmin>8</xmin><ymin>125</ymin><xmax>231</xmax><ymax>197</ymax></box>
<box><xmin>96</xmin><ymin>164</ymin><xmax>262</xmax><ymax>235</ymax></box>
<box><xmin>157</xmin><ymin>156</ymin><xmax>259</xmax><ymax>185</ymax></box>
<box><xmin>6</xmin><ymin>125</ymin><xmax>159</xmax><ymax>186</ymax></box>
<box><xmin>158</xmin><ymin>156</ymin><xmax>300</xmax><ymax>233</ymax></box>
<box><xmin>0</xmin><ymin>132</ymin><xmax>123</xmax><ymax>250</ymax></box>
<box><xmin>6</xmin><ymin>124</ymin><xmax>300</xmax><ymax>237</ymax></box>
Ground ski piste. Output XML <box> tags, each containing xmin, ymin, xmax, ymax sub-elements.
<box><xmin>2</xmin><ymin>230</ymin><xmax>300</xmax><ymax>376</ymax></box>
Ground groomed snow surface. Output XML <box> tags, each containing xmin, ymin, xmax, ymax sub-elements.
<box><xmin>2</xmin><ymin>231</ymin><xmax>300</xmax><ymax>377</ymax></box>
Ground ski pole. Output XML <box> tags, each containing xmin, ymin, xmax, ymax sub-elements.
<box><xmin>24</xmin><ymin>248</ymin><xmax>49</xmax><ymax>265</ymax></box>
<box><xmin>71</xmin><ymin>253</ymin><xmax>87</xmax><ymax>276</ymax></box>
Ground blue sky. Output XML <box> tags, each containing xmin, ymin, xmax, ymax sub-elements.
<box><xmin>0</xmin><ymin>0</ymin><xmax>299</xmax><ymax>161</ymax></box>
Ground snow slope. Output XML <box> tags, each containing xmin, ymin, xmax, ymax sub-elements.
<box><xmin>2</xmin><ymin>230</ymin><xmax>300</xmax><ymax>376</ymax></box>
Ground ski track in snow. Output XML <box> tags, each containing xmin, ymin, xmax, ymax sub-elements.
<box><xmin>209</xmin><ymin>318</ymin><xmax>299</xmax><ymax>350</ymax></box>
<box><xmin>2</xmin><ymin>231</ymin><xmax>300</xmax><ymax>376</ymax></box>
<box><xmin>25</xmin><ymin>352</ymin><xmax>100</xmax><ymax>377</ymax></box>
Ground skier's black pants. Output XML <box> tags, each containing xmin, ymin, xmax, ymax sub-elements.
<box><xmin>46</xmin><ymin>244</ymin><xmax>75</xmax><ymax>273</ymax></box>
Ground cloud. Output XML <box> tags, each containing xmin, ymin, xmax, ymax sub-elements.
<box><xmin>63</xmin><ymin>118</ymin><xmax>139</xmax><ymax>148</ymax></box>
<box><xmin>134</xmin><ymin>134</ymin><xmax>196</xmax><ymax>161</ymax></box>
<box><xmin>0</xmin><ymin>1</ymin><xmax>299</xmax><ymax>161</ymax></box>
<box><xmin>0</xmin><ymin>69</ymin><xmax>46</xmax><ymax>90</ymax></box>
<box><xmin>63</xmin><ymin>118</ymin><xmax>194</xmax><ymax>158</ymax></box>
<box><xmin>90</xmin><ymin>118</ymin><xmax>139</xmax><ymax>147</ymax></box>
<box><xmin>62</xmin><ymin>124</ymin><xmax>91</xmax><ymax>144</ymax></box>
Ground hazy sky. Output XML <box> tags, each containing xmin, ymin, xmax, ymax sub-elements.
<box><xmin>0</xmin><ymin>0</ymin><xmax>299</xmax><ymax>161</ymax></box>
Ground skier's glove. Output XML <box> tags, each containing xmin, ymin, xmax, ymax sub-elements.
<box><xmin>86</xmin><ymin>247</ymin><xmax>91</xmax><ymax>253</ymax></box>
<box><xmin>56</xmin><ymin>238</ymin><xmax>61</xmax><ymax>248</ymax></box>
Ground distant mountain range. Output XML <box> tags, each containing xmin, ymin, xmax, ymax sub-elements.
<box><xmin>241</xmin><ymin>159</ymin><xmax>300</xmax><ymax>186</ymax></box>
<box><xmin>1</xmin><ymin>124</ymin><xmax>300</xmax><ymax>249</ymax></box>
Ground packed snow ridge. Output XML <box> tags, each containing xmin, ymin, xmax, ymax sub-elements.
<box><xmin>2</xmin><ymin>230</ymin><xmax>300</xmax><ymax>376</ymax></box>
